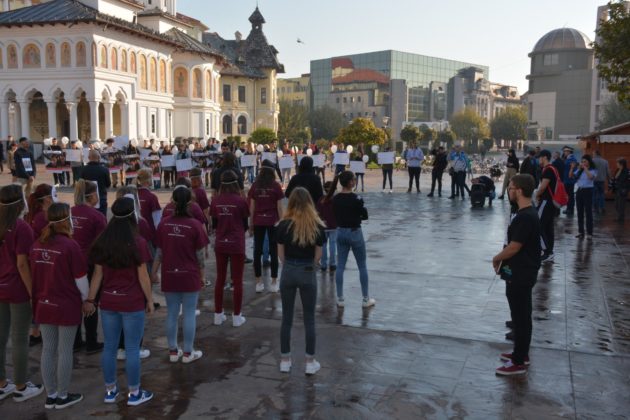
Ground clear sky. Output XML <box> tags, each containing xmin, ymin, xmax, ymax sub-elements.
<box><xmin>179</xmin><ymin>0</ymin><xmax>604</xmax><ymax>94</ymax></box>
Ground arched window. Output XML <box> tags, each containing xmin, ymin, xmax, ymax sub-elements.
<box><xmin>45</xmin><ymin>43</ymin><xmax>55</xmax><ymax>68</ymax></box>
<box><xmin>76</xmin><ymin>41</ymin><xmax>86</xmax><ymax>67</ymax></box>
<box><xmin>121</xmin><ymin>50</ymin><xmax>127</xmax><ymax>72</ymax></box>
<box><xmin>110</xmin><ymin>47</ymin><xmax>118</xmax><ymax>71</ymax></box>
<box><xmin>237</xmin><ymin>115</ymin><xmax>247</xmax><ymax>134</ymax></box>
<box><xmin>150</xmin><ymin>57</ymin><xmax>157</xmax><ymax>91</ymax></box>
<box><xmin>139</xmin><ymin>54</ymin><xmax>147</xmax><ymax>90</ymax></box>
<box><xmin>159</xmin><ymin>59</ymin><xmax>166</xmax><ymax>93</ymax></box>
<box><xmin>205</xmin><ymin>70</ymin><xmax>211</xmax><ymax>99</ymax></box>
<box><xmin>130</xmin><ymin>51</ymin><xmax>136</xmax><ymax>74</ymax></box>
<box><xmin>23</xmin><ymin>43</ymin><xmax>41</xmax><ymax>68</ymax></box>
<box><xmin>100</xmin><ymin>45</ymin><xmax>107</xmax><ymax>68</ymax></box>
<box><xmin>7</xmin><ymin>44</ymin><xmax>18</xmax><ymax>68</ymax></box>
<box><xmin>192</xmin><ymin>68</ymin><xmax>202</xmax><ymax>98</ymax></box>
<box><xmin>61</xmin><ymin>42</ymin><xmax>71</xmax><ymax>67</ymax></box>
<box><xmin>168</xmin><ymin>62</ymin><xmax>173</xmax><ymax>94</ymax></box>
<box><xmin>173</xmin><ymin>67</ymin><xmax>188</xmax><ymax>97</ymax></box>
<box><xmin>222</xmin><ymin>115</ymin><xmax>232</xmax><ymax>134</ymax></box>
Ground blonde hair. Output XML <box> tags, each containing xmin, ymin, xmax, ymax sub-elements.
<box><xmin>282</xmin><ymin>187</ymin><xmax>325</xmax><ymax>247</ymax></box>
<box><xmin>74</xmin><ymin>179</ymin><xmax>97</xmax><ymax>206</ymax></box>
<box><xmin>136</xmin><ymin>168</ymin><xmax>152</xmax><ymax>186</ymax></box>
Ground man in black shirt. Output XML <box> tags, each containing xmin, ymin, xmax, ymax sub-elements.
<box><xmin>14</xmin><ymin>137</ymin><xmax>36</xmax><ymax>195</ymax></box>
<box><xmin>493</xmin><ymin>174</ymin><xmax>541</xmax><ymax>375</ymax></box>
<box><xmin>534</xmin><ymin>150</ymin><xmax>557</xmax><ymax>262</ymax></box>
<box><xmin>519</xmin><ymin>150</ymin><xmax>538</xmax><ymax>187</ymax></box>
<box><xmin>80</xmin><ymin>149</ymin><xmax>111</xmax><ymax>216</ymax></box>
<box><xmin>427</xmin><ymin>147</ymin><xmax>448</xmax><ymax>197</ymax></box>
<box><xmin>285</xmin><ymin>156</ymin><xmax>323</xmax><ymax>204</ymax></box>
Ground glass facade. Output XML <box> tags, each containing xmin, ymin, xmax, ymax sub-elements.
<box><xmin>310</xmin><ymin>50</ymin><xmax>489</xmax><ymax>122</ymax></box>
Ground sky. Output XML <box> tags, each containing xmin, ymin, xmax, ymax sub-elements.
<box><xmin>179</xmin><ymin>0</ymin><xmax>604</xmax><ymax>94</ymax></box>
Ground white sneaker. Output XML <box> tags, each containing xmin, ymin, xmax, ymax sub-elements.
<box><xmin>214</xmin><ymin>312</ymin><xmax>227</xmax><ymax>325</ymax></box>
<box><xmin>305</xmin><ymin>359</ymin><xmax>321</xmax><ymax>376</ymax></box>
<box><xmin>182</xmin><ymin>350</ymin><xmax>203</xmax><ymax>364</ymax></box>
<box><xmin>362</xmin><ymin>297</ymin><xmax>376</xmax><ymax>308</ymax></box>
<box><xmin>12</xmin><ymin>382</ymin><xmax>44</xmax><ymax>402</ymax></box>
<box><xmin>389</xmin><ymin>190</ymin><xmax>393</xmax><ymax>194</ymax></box>
<box><xmin>279</xmin><ymin>359</ymin><xmax>292</xmax><ymax>373</ymax></box>
<box><xmin>117</xmin><ymin>349</ymin><xmax>126</xmax><ymax>360</ymax></box>
<box><xmin>255</xmin><ymin>282</ymin><xmax>265</xmax><ymax>293</ymax></box>
<box><xmin>169</xmin><ymin>349</ymin><xmax>183</xmax><ymax>363</ymax></box>
<box><xmin>139</xmin><ymin>348</ymin><xmax>151</xmax><ymax>359</ymax></box>
<box><xmin>336</xmin><ymin>297</ymin><xmax>345</xmax><ymax>307</ymax></box>
<box><xmin>269</xmin><ymin>281</ymin><xmax>279</xmax><ymax>293</ymax></box>
<box><xmin>232</xmin><ymin>314</ymin><xmax>246</xmax><ymax>327</ymax></box>
<box><xmin>0</xmin><ymin>380</ymin><xmax>16</xmax><ymax>400</ymax></box>
<box><xmin>179</xmin><ymin>308</ymin><xmax>201</xmax><ymax>316</ymax></box>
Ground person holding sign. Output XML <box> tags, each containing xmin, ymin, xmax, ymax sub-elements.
<box><xmin>14</xmin><ymin>138</ymin><xmax>36</xmax><ymax>196</ymax></box>
<box><xmin>379</xmin><ymin>148</ymin><xmax>394</xmax><ymax>193</ymax></box>
<box><xmin>334</xmin><ymin>143</ymin><xmax>348</xmax><ymax>176</ymax></box>
<box><xmin>404</xmin><ymin>142</ymin><xmax>424</xmax><ymax>193</ymax></box>
<box><xmin>80</xmin><ymin>150</ymin><xmax>111</xmax><ymax>216</ymax></box>
<box><xmin>351</xmin><ymin>153</ymin><xmax>366</xmax><ymax>192</ymax></box>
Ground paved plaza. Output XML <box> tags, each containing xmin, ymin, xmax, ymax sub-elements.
<box><xmin>1</xmin><ymin>167</ymin><xmax>629</xmax><ymax>419</ymax></box>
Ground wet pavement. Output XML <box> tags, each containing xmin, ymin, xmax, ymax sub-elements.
<box><xmin>1</xmin><ymin>167</ymin><xmax>630</xmax><ymax>419</ymax></box>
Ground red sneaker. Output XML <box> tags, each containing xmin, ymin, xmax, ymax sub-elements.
<box><xmin>496</xmin><ymin>360</ymin><xmax>527</xmax><ymax>376</ymax></box>
<box><xmin>500</xmin><ymin>352</ymin><xmax>530</xmax><ymax>365</ymax></box>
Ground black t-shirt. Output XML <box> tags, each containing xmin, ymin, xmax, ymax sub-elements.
<box><xmin>211</xmin><ymin>165</ymin><xmax>244</xmax><ymax>191</ymax></box>
<box><xmin>540</xmin><ymin>165</ymin><xmax>557</xmax><ymax>202</ymax></box>
<box><xmin>333</xmin><ymin>192</ymin><xmax>368</xmax><ymax>228</ymax></box>
<box><xmin>285</xmin><ymin>173</ymin><xmax>323</xmax><ymax>204</ymax></box>
<box><xmin>501</xmin><ymin>206</ymin><xmax>541</xmax><ymax>283</ymax></box>
<box><xmin>276</xmin><ymin>220</ymin><xmax>325</xmax><ymax>260</ymax></box>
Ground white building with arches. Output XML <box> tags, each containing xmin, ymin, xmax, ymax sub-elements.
<box><xmin>0</xmin><ymin>0</ymin><xmax>283</xmax><ymax>145</ymax></box>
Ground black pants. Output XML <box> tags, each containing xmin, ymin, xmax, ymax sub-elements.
<box><xmin>75</xmin><ymin>265</ymin><xmax>98</xmax><ymax>347</ymax></box>
<box><xmin>316</xmin><ymin>167</ymin><xmax>325</xmax><ymax>184</ymax></box>
<box><xmin>254</xmin><ymin>225</ymin><xmax>278</xmax><ymax>278</ymax></box>
<box><xmin>615</xmin><ymin>190</ymin><xmax>628</xmax><ymax>222</ymax></box>
<box><xmin>408</xmin><ymin>167</ymin><xmax>420</xmax><ymax>191</ymax></box>
<box><xmin>354</xmin><ymin>173</ymin><xmax>364</xmax><ymax>191</ymax></box>
<box><xmin>382</xmin><ymin>169</ymin><xmax>393</xmax><ymax>189</ymax></box>
<box><xmin>565</xmin><ymin>183</ymin><xmax>575</xmax><ymax>214</ymax></box>
<box><xmin>506</xmin><ymin>279</ymin><xmax>535</xmax><ymax>365</ymax></box>
<box><xmin>455</xmin><ymin>171</ymin><xmax>468</xmax><ymax>198</ymax></box>
<box><xmin>538</xmin><ymin>199</ymin><xmax>556</xmax><ymax>254</ymax></box>
<box><xmin>576</xmin><ymin>187</ymin><xmax>594</xmax><ymax>235</ymax></box>
<box><xmin>431</xmin><ymin>170</ymin><xmax>443</xmax><ymax>195</ymax></box>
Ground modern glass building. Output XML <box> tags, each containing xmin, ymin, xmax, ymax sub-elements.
<box><xmin>310</xmin><ymin>50</ymin><xmax>489</xmax><ymax>134</ymax></box>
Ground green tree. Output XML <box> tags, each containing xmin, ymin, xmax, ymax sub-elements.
<box><xmin>435</xmin><ymin>130</ymin><xmax>456</xmax><ymax>149</ymax></box>
<box><xmin>489</xmin><ymin>106</ymin><xmax>527</xmax><ymax>148</ymax></box>
<box><xmin>336</xmin><ymin>118</ymin><xmax>387</xmax><ymax>147</ymax></box>
<box><xmin>449</xmin><ymin>108</ymin><xmax>489</xmax><ymax>151</ymax></box>
<box><xmin>249</xmin><ymin>128</ymin><xmax>277</xmax><ymax>144</ymax></box>
<box><xmin>309</xmin><ymin>105</ymin><xmax>346</xmax><ymax>140</ymax></box>
<box><xmin>597</xmin><ymin>97</ymin><xmax>630</xmax><ymax>129</ymax></box>
<box><xmin>419</xmin><ymin>124</ymin><xmax>436</xmax><ymax>145</ymax></box>
<box><xmin>593</xmin><ymin>1</ymin><xmax>630</xmax><ymax>106</ymax></box>
<box><xmin>400</xmin><ymin>124</ymin><xmax>420</xmax><ymax>143</ymax></box>
<box><xmin>278</xmin><ymin>100</ymin><xmax>308</xmax><ymax>141</ymax></box>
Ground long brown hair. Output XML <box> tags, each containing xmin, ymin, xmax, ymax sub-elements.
<box><xmin>283</xmin><ymin>187</ymin><xmax>325</xmax><ymax>247</ymax></box>
<box><xmin>0</xmin><ymin>185</ymin><xmax>26</xmax><ymax>246</ymax></box>
<box><xmin>26</xmin><ymin>184</ymin><xmax>53</xmax><ymax>224</ymax></box>
<box><xmin>219</xmin><ymin>170</ymin><xmax>241</xmax><ymax>195</ymax></box>
<box><xmin>254</xmin><ymin>166</ymin><xmax>276</xmax><ymax>189</ymax></box>
<box><xmin>39</xmin><ymin>203</ymin><xmax>72</xmax><ymax>244</ymax></box>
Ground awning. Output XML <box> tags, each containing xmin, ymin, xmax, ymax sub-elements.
<box><xmin>600</xmin><ymin>135</ymin><xmax>630</xmax><ymax>143</ymax></box>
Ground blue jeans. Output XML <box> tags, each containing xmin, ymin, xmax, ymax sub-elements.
<box><xmin>593</xmin><ymin>180</ymin><xmax>605</xmax><ymax>211</ymax></box>
<box><xmin>165</xmin><ymin>292</ymin><xmax>199</xmax><ymax>354</ymax></box>
<box><xmin>320</xmin><ymin>230</ymin><xmax>337</xmax><ymax>267</ymax></box>
<box><xmin>101</xmin><ymin>310</ymin><xmax>145</xmax><ymax>391</ymax></box>
<box><xmin>335</xmin><ymin>227</ymin><xmax>369</xmax><ymax>298</ymax></box>
<box><xmin>280</xmin><ymin>260</ymin><xmax>317</xmax><ymax>356</ymax></box>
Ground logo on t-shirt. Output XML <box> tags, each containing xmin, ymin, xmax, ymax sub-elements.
<box><xmin>42</xmin><ymin>251</ymin><xmax>51</xmax><ymax>261</ymax></box>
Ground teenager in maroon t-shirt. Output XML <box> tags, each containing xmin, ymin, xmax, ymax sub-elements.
<box><xmin>71</xmin><ymin>180</ymin><xmax>107</xmax><ymax>354</ymax></box>
<box><xmin>152</xmin><ymin>187</ymin><xmax>209</xmax><ymax>362</ymax></box>
<box><xmin>83</xmin><ymin>197</ymin><xmax>154</xmax><ymax>407</ymax></box>
<box><xmin>0</xmin><ymin>185</ymin><xmax>43</xmax><ymax>402</ymax></box>
<box><xmin>190</xmin><ymin>167</ymin><xmax>211</xmax><ymax>215</ymax></box>
<box><xmin>31</xmin><ymin>203</ymin><xmax>88</xmax><ymax>409</ymax></box>
<box><xmin>248</xmin><ymin>166</ymin><xmax>284</xmax><ymax>293</ymax></box>
<box><xmin>26</xmin><ymin>183</ymin><xmax>54</xmax><ymax>241</ymax></box>
<box><xmin>210</xmin><ymin>170</ymin><xmax>249</xmax><ymax>327</ymax></box>
<box><xmin>136</xmin><ymin>169</ymin><xmax>162</xmax><ymax>235</ymax></box>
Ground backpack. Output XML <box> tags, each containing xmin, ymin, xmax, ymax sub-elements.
<box><xmin>544</xmin><ymin>165</ymin><xmax>568</xmax><ymax>208</ymax></box>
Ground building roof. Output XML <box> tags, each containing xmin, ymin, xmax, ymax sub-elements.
<box><xmin>175</xmin><ymin>12</ymin><xmax>209</xmax><ymax>31</ymax></box>
<box><xmin>532</xmin><ymin>28</ymin><xmax>592</xmax><ymax>53</ymax></box>
<box><xmin>248</xmin><ymin>7</ymin><xmax>265</xmax><ymax>26</ymax></box>
<box><xmin>581</xmin><ymin>121</ymin><xmax>630</xmax><ymax>140</ymax></box>
<box><xmin>332</xmin><ymin>69</ymin><xmax>390</xmax><ymax>85</ymax></box>
<box><xmin>165</xmin><ymin>28</ymin><xmax>226</xmax><ymax>61</ymax></box>
<box><xmin>137</xmin><ymin>8</ymin><xmax>193</xmax><ymax>28</ymax></box>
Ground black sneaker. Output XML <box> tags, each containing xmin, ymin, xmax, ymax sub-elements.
<box><xmin>329</xmin><ymin>265</ymin><xmax>336</xmax><ymax>272</ymax></box>
<box><xmin>86</xmin><ymin>342</ymin><xmax>104</xmax><ymax>355</ymax></box>
<box><xmin>505</xmin><ymin>320</ymin><xmax>514</xmax><ymax>329</ymax></box>
<box><xmin>505</xmin><ymin>331</ymin><xmax>514</xmax><ymax>341</ymax></box>
<box><xmin>45</xmin><ymin>396</ymin><xmax>57</xmax><ymax>409</ymax></box>
<box><xmin>29</xmin><ymin>335</ymin><xmax>42</xmax><ymax>347</ymax></box>
<box><xmin>73</xmin><ymin>341</ymin><xmax>85</xmax><ymax>353</ymax></box>
<box><xmin>55</xmin><ymin>393</ymin><xmax>83</xmax><ymax>409</ymax></box>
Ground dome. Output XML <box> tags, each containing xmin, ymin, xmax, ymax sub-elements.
<box><xmin>532</xmin><ymin>28</ymin><xmax>592</xmax><ymax>53</ymax></box>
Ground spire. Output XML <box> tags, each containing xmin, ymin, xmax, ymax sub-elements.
<box><xmin>248</xmin><ymin>6</ymin><xmax>265</xmax><ymax>29</ymax></box>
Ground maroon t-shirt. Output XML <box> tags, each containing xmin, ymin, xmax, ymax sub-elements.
<box><xmin>247</xmin><ymin>182</ymin><xmax>283</xmax><ymax>226</ymax></box>
<box><xmin>31</xmin><ymin>211</ymin><xmax>48</xmax><ymax>239</ymax></box>
<box><xmin>30</xmin><ymin>235</ymin><xmax>87</xmax><ymax>326</ymax></box>
<box><xmin>317</xmin><ymin>198</ymin><xmax>337</xmax><ymax>230</ymax></box>
<box><xmin>163</xmin><ymin>202</ymin><xmax>207</xmax><ymax>226</ymax></box>
<box><xmin>138</xmin><ymin>187</ymin><xmax>161</xmax><ymax>233</ymax></box>
<box><xmin>99</xmin><ymin>236</ymin><xmax>152</xmax><ymax>313</ymax></box>
<box><xmin>138</xmin><ymin>216</ymin><xmax>154</xmax><ymax>244</ymax></box>
<box><xmin>71</xmin><ymin>204</ymin><xmax>107</xmax><ymax>260</ymax></box>
<box><xmin>210</xmin><ymin>193</ymin><xmax>249</xmax><ymax>255</ymax></box>
<box><xmin>0</xmin><ymin>219</ymin><xmax>34</xmax><ymax>304</ymax></box>
<box><xmin>193</xmin><ymin>187</ymin><xmax>210</xmax><ymax>213</ymax></box>
<box><xmin>155</xmin><ymin>217</ymin><xmax>209</xmax><ymax>292</ymax></box>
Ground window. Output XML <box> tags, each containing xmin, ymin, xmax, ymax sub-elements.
<box><xmin>358</xmin><ymin>96</ymin><xmax>362</xmax><ymax>102</ymax></box>
<box><xmin>237</xmin><ymin>115</ymin><xmax>247</xmax><ymax>134</ymax></box>
<box><xmin>238</xmin><ymin>85</ymin><xmax>246</xmax><ymax>102</ymax></box>
<box><xmin>222</xmin><ymin>115</ymin><xmax>232</xmax><ymax>134</ymax></box>
<box><xmin>206</xmin><ymin>119</ymin><xmax>210</xmax><ymax>135</ymax></box>
<box><xmin>223</xmin><ymin>85</ymin><xmax>231</xmax><ymax>101</ymax></box>
<box><xmin>336</xmin><ymin>97</ymin><xmax>340</xmax><ymax>103</ymax></box>
<box><xmin>350</xmin><ymin>97</ymin><xmax>355</xmax><ymax>103</ymax></box>
<box><xmin>543</xmin><ymin>53</ymin><xmax>558</xmax><ymax>66</ymax></box>
<box><xmin>151</xmin><ymin>114</ymin><xmax>156</xmax><ymax>134</ymax></box>
<box><xmin>261</xmin><ymin>87</ymin><xmax>267</xmax><ymax>104</ymax></box>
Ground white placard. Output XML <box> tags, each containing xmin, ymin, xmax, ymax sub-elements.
<box><xmin>240</xmin><ymin>154</ymin><xmax>256</xmax><ymax>167</ymax></box>
<box><xmin>312</xmin><ymin>154</ymin><xmax>326</xmax><ymax>168</ymax></box>
<box><xmin>378</xmin><ymin>152</ymin><xmax>395</xmax><ymax>165</ymax></box>
<box><xmin>175</xmin><ymin>158</ymin><xmax>193</xmax><ymax>172</ymax></box>
<box><xmin>140</xmin><ymin>149</ymin><xmax>151</xmax><ymax>160</ymax></box>
<box><xmin>65</xmin><ymin>149</ymin><xmax>82</xmax><ymax>162</ymax></box>
<box><xmin>261</xmin><ymin>152</ymin><xmax>277</xmax><ymax>163</ymax></box>
<box><xmin>114</xmin><ymin>136</ymin><xmax>128</xmax><ymax>150</ymax></box>
<box><xmin>279</xmin><ymin>156</ymin><xmax>295</xmax><ymax>170</ymax></box>
<box><xmin>161</xmin><ymin>155</ymin><xmax>175</xmax><ymax>167</ymax></box>
<box><xmin>82</xmin><ymin>149</ymin><xmax>90</xmax><ymax>162</ymax></box>
<box><xmin>333</xmin><ymin>152</ymin><xmax>350</xmax><ymax>166</ymax></box>
<box><xmin>350</xmin><ymin>161</ymin><xmax>366</xmax><ymax>174</ymax></box>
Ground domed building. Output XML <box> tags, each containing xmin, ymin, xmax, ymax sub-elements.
<box><xmin>526</xmin><ymin>28</ymin><xmax>594</xmax><ymax>141</ymax></box>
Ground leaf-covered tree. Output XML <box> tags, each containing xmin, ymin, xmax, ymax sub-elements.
<box><xmin>309</xmin><ymin>105</ymin><xmax>346</xmax><ymax>140</ymax></box>
<box><xmin>449</xmin><ymin>108</ymin><xmax>490</xmax><ymax>141</ymax></box>
<box><xmin>489</xmin><ymin>106</ymin><xmax>527</xmax><ymax>148</ymax></box>
<box><xmin>400</xmin><ymin>124</ymin><xmax>420</xmax><ymax>143</ymax></box>
<box><xmin>435</xmin><ymin>130</ymin><xmax>456</xmax><ymax>150</ymax></box>
<box><xmin>249</xmin><ymin>128</ymin><xmax>277</xmax><ymax>144</ymax></box>
<box><xmin>278</xmin><ymin>100</ymin><xmax>309</xmax><ymax>142</ymax></box>
<box><xmin>336</xmin><ymin>118</ymin><xmax>387</xmax><ymax>147</ymax></box>
<box><xmin>593</xmin><ymin>1</ymin><xmax>630</xmax><ymax>106</ymax></box>
<box><xmin>419</xmin><ymin>124</ymin><xmax>436</xmax><ymax>145</ymax></box>
<box><xmin>596</xmin><ymin>97</ymin><xmax>630</xmax><ymax>129</ymax></box>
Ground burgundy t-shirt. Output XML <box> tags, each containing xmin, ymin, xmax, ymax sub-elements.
<box><xmin>155</xmin><ymin>217</ymin><xmax>209</xmax><ymax>292</ymax></box>
<box><xmin>138</xmin><ymin>187</ymin><xmax>161</xmax><ymax>233</ymax></box>
<box><xmin>31</xmin><ymin>211</ymin><xmax>48</xmax><ymax>239</ymax></box>
<box><xmin>30</xmin><ymin>235</ymin><xmax>86</xmax><ymax>326</ymax></box>
<box><xmin>138</xmin><ymin>216</ymin><xmax>154</xmax><ymax>244</ymax></box>
<box><xmin>0</xmin><ymin>219</ymin><xmax>34</xmax><ymax>304</ymax></box>
<box><xmin>163</xmin><ymin>202</ymin><xmax>207</xmax><ymax>226</ymax></box>
<box><xmin>99</xmin><ymin>236</ymin><xmax>152</xmax><ymax>313</ymax></box>
<box><xmin>210</xmin><ymin>193</ymin><xmax>249</xmax><ymax>255</ymax></box>
<box><xmin>193</xmin><ymin>187</ymin><xmax>210</xmax><ymax>213</ymax></box>
<box><xmin>71</xmin><ymin>204</ymin><xmax>107</xmax><ymax>260</ymax></box>
<box><xmin>247</xmin><ymin>182</ymin><xmax>283</xmax><ymax>226</ymax></box>
<box><xmin>317</xmin><ymin>198</ymin><xmax>337</xmax><ymax>230</ymax></box>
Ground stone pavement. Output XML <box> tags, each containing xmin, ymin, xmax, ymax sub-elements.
<box><xmin>1</xmin><ymin>166</ymin><xmax>629</xmax><ymax>419</ymax></box>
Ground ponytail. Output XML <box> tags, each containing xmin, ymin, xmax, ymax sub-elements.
<box><xmin>26</xmin><ymin>184</ymin><xmax>53</xmax><ymax>224</ymax></box>
<box><xmin>172</xmin><ymin>186</ymin><xmax>192</xmax><ymax>218</ymax></box>
<box><xmin>39</xmin><ymin>203</ymin><xmax>72</xmax><ymax>244</ymax></box>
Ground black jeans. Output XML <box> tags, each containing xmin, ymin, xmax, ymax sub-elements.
<box><xmin>431</xmin><ymin>170</ymin><xmax>443</xmax><ymax>195</ymax></box>
<box><xmin>408</xmin><ymin>167</ymin><xmax>420</xmax><ymax>191</ymax></box>
<box><xmin>280</xmin><ymin>260</ymin><xmax>317</xmax><ymax>356</ymax></box>
<box><xmin>254</xmin><ymin>225</ymin><xmax>278</xmax><ymax>278</ymax></box>
<box><xmin>506</xmin><ymin>279</ymin><xmax>535</xmax><ymax>365</ymax></box>
<box><xmin>565</xmin><ymin>183</ymin><xmax>576</xmax><ymax>214</ymax></box>
<box><xmin>455</xmin><ymin>171</ymin><xmax>468</xmax><ymax>197</ymax></box>
<box><xmin>75</xmin><ymin>265</ymin><xmax>99</xmax><ymax>347</ymax></box>
<box><xmin>382</xmin><ymin>169</ymin><xmax>393</xmax><ymax>189</ymax></box>
<box><xmin>538</xmin><ymin>199</ymin><xmax>556</xmax><ymax>254</ymax></box>
<box><xmin>615</xmin><ymin>189</ymin><xmax>628</xmax><ymax>221</ymax></box>
<box><xmin>576</xmin><ymin>187</ymin><xmax>594</xmax><ymax>234</ymax></box>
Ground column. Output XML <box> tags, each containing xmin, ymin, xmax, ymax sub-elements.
<box><xmin>88</xmin><ymin>100</ymin><xmax>100</xmax><ymax>141</ymax></box>
<box><xmin>0</xmin><ymin>102</ymin><xmax>8</xmax><ymax>140</ymax></box>
<box><xmin>121</xmin><ymin>102</ymin><xmax>129</xmax><ymax>136</ymax></box>
<box><xmin>136</xmin><ymin>102</ymin><xmax>142</xmax><ymax>139</ymax></box>
<box><xmin>46</xmin><ymin>100</ymin><xmax>58</xmax><ymax>138</ymax></box>
<box><xmin>66</xmin><ymin>102</ymin><xmax>78</xmax><ymax>141</ymax></box>
<box><xmin>18</xmin><ymin>101</ymin><xmax>30</xmax><ymax>140</ymax></box>
<box><xmin>103</xmin><ymin>100</ymin><xmax>114</xmax><ymax>139</ymax></box>
<box><xmin>2</xmin><ymin>0</ymin><xmax>9</xmax><ymax>13</ymax></box>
